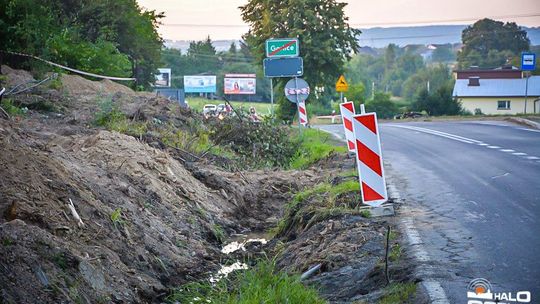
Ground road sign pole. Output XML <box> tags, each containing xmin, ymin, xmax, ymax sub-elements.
<box><xmin>524</xmin><ymin>72</ymin><xmax>529</xmax><ymax>114</ymax></box>
<box><xmin>270</xmin><ymin>78</ymin><xmax>274</xmax><ymax>120</ymax></box>
<box><xmin>294</xmin><ymin>77</ymin><xmax>303</xmax><ymax>131</ymax></box>
<box><xmin>340</xmin><ymin>92</ymin><xmax>343</xmax><ymax>103</ymax></box>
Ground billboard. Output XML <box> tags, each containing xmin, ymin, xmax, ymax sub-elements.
<box><xmin>184</xmin><ymin>75</ymin><xmax>216</xmax><ymax>93</ymax></box>
<box><xmin>155</xmin><ymin>68</ymin><xmax>171</xmax><ymax>87</ymax></box>
<box><xmin>224</xmin><ymin>77</ymin><xmax>256</xmax><ymax>95</ymax></box>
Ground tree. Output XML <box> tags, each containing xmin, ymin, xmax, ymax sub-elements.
<box><xmin>365</xmin><ymin>92</ymin><xmax>398</xmax><ymax>119</ymax></box>
<box><xmin>384</xmin><ymin>44</ymin><xmax>397</xmax><ymax>71</ymax></box>
<box><xmin>411</xmin><ymin>84</ymin><xmax>461</xmax><ymax>116</ymax></box>
<box><xmin>457</xmin><ymin>18</ymin><xmax>530</xmax><ymax>68</ymax></box>
<box><xmin>431</xmin><ymin>44</ymin><xmax>456</xmax><ymax>62</ymax></box>
<box><xmin>0</xmin><ymin>0</ymin><xmax>163</xmax><ymax>88</ymax></box>
<box><xmin>344</xmin><ymin>83</ymin><xmax>366</xmax><ymax>109</ymax></box>
<box><xmin>240</xmin><ymin>0</ymin><xmax>360</xmax><ymax>121</ymax></box>
<box><xmin>401</xmin><ymin>64</ymin><xmax>451</xmax><ymax>100</ymax></box>
<box><xmin>187</xmin><ymin>36</ymin><xmax>220</xmax><ymax>74</ymax></box>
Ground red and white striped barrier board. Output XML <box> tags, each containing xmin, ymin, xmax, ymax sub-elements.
<box><xmin>351</xmin><ymin>112</ymin><xmax>388</xmax><ymax>206</ymax></box>
<box><xmin>298</xmin><ymin>100</ymin><xmax>308</xmax><ymax>126</ymax></box>
<box><xmin>339</xmin><ymin>102</ymin><xmax>356</xmax><ymax>152</ymax></box>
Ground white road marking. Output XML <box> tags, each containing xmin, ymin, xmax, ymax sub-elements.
<box><xmin>487</xmin><ymin>145</ymin><xmax>500</xmax><ymax>149</ymax></box>
<box><xmin>517</xmin><ymin>128</ymin><xmax>540</xmax><ymax>133</ymax></box>
<box><xmin>423</xmin><ymin>280</ymin><xmax>451</xmax><ymax>304</ymax></box>
<box><xmin>478</xmin><ymin>143</ymin><xmax>489</xmax><ymax>146</ymax></box>
<box><xmin>387</xmin><ymin>184</ymin><xmax>450</xmax><ymax>304</ymax></box>
<box><xmin>500</xmin><ymin>149</ymin><xmax>515</xmax><ymax>152</ymax></box>
<box><xmin>491</xmin><ymin>172</ymin><xmax>510</xmax><ymax>179</ymax></box>
<box><xmin>388</xmin><ymin>125</ymin><xmax>479</xmax><ymax>144</ymax></box>
<box><xmin>513</xmin><ymin>152</ymin><xmax>528</xmax><ymax>156</ymax></box>
<box><xmin>525</xmin><ymin>156</ymin><xmax>540</xmax><ymax>160</ymax></box>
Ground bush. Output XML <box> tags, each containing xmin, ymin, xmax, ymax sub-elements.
<box><xmin>365</xmin><ymin>92</ymin><xmax>399</xmax><ymax>119</ymax></box>
<box><xmin>411</xmin><ymin>85</ymin><xmax>462</xmax><ymax>116</ymax></box>
<box><xmin>0</xmin><ymin>99</ymin><xmax>27</xmax><ymax>117</ymax></box>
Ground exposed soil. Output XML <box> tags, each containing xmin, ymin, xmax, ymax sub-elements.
<box><xmin>0</xmin><ymin>66</ymin><xmax>415</xmax><ymax>303</ymax></box>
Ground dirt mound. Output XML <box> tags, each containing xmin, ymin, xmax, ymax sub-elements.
<box><xmin>0</xmin><ymin>120</ymin><xmax>239</xmax><ymax>303</ymax></box>
<box><xmin>60</xmin><ymin>74</ymin><xmax>134</xmax><ymax>96</ymax></box>
<box><xmin>1</xmin><ymin>65</ymin><xmax>35</xmax><ymax>87</ymax></box>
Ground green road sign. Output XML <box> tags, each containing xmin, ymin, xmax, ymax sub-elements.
<box><xmin>266</xmin><ymin>38</ymin><xmax>299</xmax><ymax>58</ymax></box>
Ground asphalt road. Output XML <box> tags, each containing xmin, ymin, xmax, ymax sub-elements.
<box><xmin>317</xmin><ymin>120</ymin><xmax>540</xmax><ymax>303</ymax></box>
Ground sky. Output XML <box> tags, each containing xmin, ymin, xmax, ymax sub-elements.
<box><xmin>136</xmin><ymin>0</ymin><xmax>540</xmax><ymax>41</ymax></box>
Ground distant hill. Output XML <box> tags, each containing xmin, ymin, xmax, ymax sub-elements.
<box><xmin>358</xmin><ymin>25</ymin><xmax>540</xmax><ymax>48</ymax></box>
<box><xmin>164</xmin><ymin>25</ymin><xmax>540</xmax><ymax>51</ymax></box>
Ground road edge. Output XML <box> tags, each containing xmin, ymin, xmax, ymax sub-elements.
<box><xmin>317</xmin><ymin>125</ymin><xmax>451</xmax><ymax>304</ymax></box>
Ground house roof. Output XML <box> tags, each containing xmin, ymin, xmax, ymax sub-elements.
<box><xmin>453</xmin><ymin>76</ymin><xmax>540</xmax><ymax>98</ymax></box>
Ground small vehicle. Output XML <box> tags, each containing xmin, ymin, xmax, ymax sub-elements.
<box><xmin>202</xmin><ymin>104</ymin><xmax>217</xmax><ymax>117</ymax></box>
<box><xmin>216</xmin><ymin>104</ymin><xmax>226</xmax><ymax>113</ymax></box>
<box><xmin>394</xmin><ymin>111</ymin><xmax>425</xmax><ymax>119</ymax></box>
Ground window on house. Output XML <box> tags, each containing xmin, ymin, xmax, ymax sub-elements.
<box><xmin>497</xmin><ymin>100</ymin><xmax>511</xmax><ymax>110</ymax></box>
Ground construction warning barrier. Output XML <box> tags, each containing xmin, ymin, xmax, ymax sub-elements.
<box><xmin>339</xmin><ymin>101</ymin><xmax>356</xmax><ymax>152</ymax></box>
<box><xmin>351</xmin><ymin>112</ymin><xmax>388</xmax><ymax>206</ymax></box>
<box><xmin>298</xmin><ymin>100</ymin><xmax>308</xmax><ymax>126</ymax></box>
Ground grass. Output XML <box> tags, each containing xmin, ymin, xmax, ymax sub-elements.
<box><xmin>1</xmin><ymin>98</ymin><xmax>27</xmax><ymax>117</ymax></box>
<box><xmin>166</xmin><ymin>259</ymin><xmax>326</xmax><ymax>304</ymax></box>
<box><xmin>289</xmin><ymin>128</ymin><xmax>347</xmax><ymax>169</ymax></box>
<box><xmin>378</xmin><ymin>282</ymin><xmax>417</xmax><ymax>304</ymax></box>
<box><xmin>389</xmin><ymin>243</ymin><xmax>402</xmax><ymax>262</ymax></box>
<box><xmin>273</xmin><ymin>180</ymin><xmax>366</xmax><ymax>237</ymax></box>
<box><xmin>211</xmin><ymin>224</ymin><xmax>226</xmax><ymax>244</ymax></box>
<box><xmin>110</xmin><ymin>208</ymin><xmax>125</xmax><ymax>229</ymax></box>
<box><xmin>186</xmin><ymin>97</ymin><xmax>274</xmax><ymax>115</ymax></box>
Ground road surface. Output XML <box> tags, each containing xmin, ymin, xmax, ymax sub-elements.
<box><xmin>317</xmin><ymin>120</ymin><xmax>540</xmax><ymax>303</ymax></box>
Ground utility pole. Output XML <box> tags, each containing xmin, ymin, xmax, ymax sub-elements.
<box><xmin>372</xmin><ymin>81</ymin><xmax>375</xmax><ymax>99</ymax></box>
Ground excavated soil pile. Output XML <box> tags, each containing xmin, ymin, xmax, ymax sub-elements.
<box><xmin>0</xmin><ymin>67</ymin><xmax>324</xmax><ymax>303</ymax></box>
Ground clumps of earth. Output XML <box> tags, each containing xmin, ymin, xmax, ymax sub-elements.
<box><xmin>0</xmin><ymin>65</ymin><xmax>417</xmax><ymax>303</ymax></box>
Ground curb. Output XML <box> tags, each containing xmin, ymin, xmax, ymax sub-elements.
<box><xmin>387</xmin><ymin>181</ymin><xmax>451</xmax><ymax>304</ymax></box>
<box><xmin>505</xmin><ymin>117</ymin><xmax>540</xmax><ymax>129</ymax></box>
<box><xmin>317</xmin><ymin>125</ymin><xmax>450</xmax><ymax>303</ymax></box>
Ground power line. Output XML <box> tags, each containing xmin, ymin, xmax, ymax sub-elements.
<box><xmin>350</xmin><ymin>13</ymin><xmax>540</xmax><ymax>27</ymax></box>
<box><xmin>161</xmin><ymin>13</ymin><xmax>540</xmax><ymax>28</ymax></box>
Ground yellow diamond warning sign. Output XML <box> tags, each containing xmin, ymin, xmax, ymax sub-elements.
<box><xmin>336</xmin><ymin>75</ymin><xmax>348</xmax><ymax>92</ymax></box>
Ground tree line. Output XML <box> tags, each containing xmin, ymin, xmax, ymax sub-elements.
<box><xmin>0</xmin><ymin>0</ymin><xmax>163</xmax><ymax>88</ymax></box>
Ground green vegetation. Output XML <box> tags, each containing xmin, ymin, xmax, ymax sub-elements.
<box><xmin>211</xmin><ymin>224</ymin><xmax>226</xmax><ymax>244</ymax></box>
<box><xmin>240</xmin><ymin>0</ymin><xmax>360</xmax><ymax>122</ymax></box>
<box><xmin>411</xmin><ymin>84</ymin><xmax>462</xmax><ymax>116</ymax></box>
<box><xmin>53</xmin><ymin>253</ymin><xmax>67</xmax><ymax>270</ymax></box>
<box><xmin>274</xmin><ymin>179</ymin><xmax>367</xmax><ymax>237</ymax></box>
<box><xmin>1</xmin><ymin>0</ymin><xmax>162</xmax><ymax>87</ymax></box>
<box><xmin>2</xmin><ymin>238</ymin><xmax>14</xmax><ymax>246</ymax></box>
<box><xmin>378</xmin><ymin>282</ymin><xmax>417</xmax><ymax>304</ymax></box>
<box><xmin>93</xmin><ymin>98</ymin><xmax>148</xmax><ymax>137</ymax></box>
<box><xmin>458</xmin><ymin>18</ymin><xmax>530</xmax><ymax>69</ymax></box>
<box><xmin>161</xmin><ymin>40</ymin><xmax>272</xmax><ymax>101</ymax></box>
<box><xmin>0</xmin><ymin>99</ymin><xmax>27</xmax><ymax>117</ymax></box>
<box><xmin>166</xmin><ymin>259</ymin><xmax>326</xmax><ymax>304</ymax></box>
<box><xmin>389</xmin><ymin>244</ymin><xmax>402</xmax><ymax>262</ymax></box>
<box><xmin>365</xmin><ymin>92</ymin><xmax>400</xmax><ymax>119</ymax></box>
<box><xmin>110</xmin><ymin>208</ymin><xmax>125</xmax><ymax>229</ymax></box>
<box><xmin>289</xmin><ymin>129</ymin><xmax>347</xmax><ymax>169</ymax></box>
